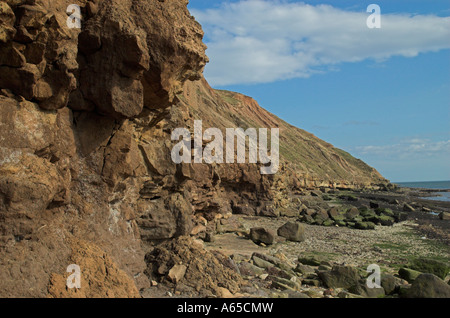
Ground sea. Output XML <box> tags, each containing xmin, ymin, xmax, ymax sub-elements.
<box><xmin>395</xmin><ymin>180</ymin><xmax>450</xmax><ymax>202</ymax></box>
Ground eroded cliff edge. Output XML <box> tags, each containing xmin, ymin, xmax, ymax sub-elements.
<box><xmin>0</xmin><ymin>0</ymin><xmax>388</xmax><ymax>297</ymax></box>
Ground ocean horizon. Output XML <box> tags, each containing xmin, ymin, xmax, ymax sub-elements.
<box><xmin>395</xmin><ymin>180</ymin><xmax>450</xmax><ymax>190</ymax></box>
<box><xmin>395</xmin><ymin>180</ymin><xmax>450</xmax><ymax>202</ymax></box>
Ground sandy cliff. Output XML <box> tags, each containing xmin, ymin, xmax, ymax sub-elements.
<box><xmin>0</xmin><ymin>0</ymin><xmax>387</xmax><ymax>297</ymax></box>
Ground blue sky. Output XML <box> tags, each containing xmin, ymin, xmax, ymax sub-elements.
<box><xmin>188</xmin><ymin>0</ymin><xmax>450</xmax><ymax>182</ymax></box>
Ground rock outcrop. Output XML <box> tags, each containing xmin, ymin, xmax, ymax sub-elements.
<box><xmin>0</xmin><ymin>0</ymin><xmax>389</xmax><ymax>298</ymax></box>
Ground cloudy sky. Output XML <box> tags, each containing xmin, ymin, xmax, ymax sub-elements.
<box><xmin>188</xmin><ymin>0</ymin><xmax>450</xmax><ymax>182</ymax></box>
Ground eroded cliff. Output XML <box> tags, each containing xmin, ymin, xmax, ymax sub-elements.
<box><xmin>0</xmin><ymin>0</ymin><xmax>388</xmax><ymax>297</ymax></box>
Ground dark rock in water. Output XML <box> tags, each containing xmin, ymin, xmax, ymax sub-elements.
<box><xmin>402</xmin><ymin>274</ymin><xmax>450</xmax><ymax>298</ymax></box>
<box><xmin>318</xmin><ymin>266</ymin><xmax>361</xmax><ymax>289</ymax></box>
<box><xmin>407</xmin><ymin>258</ymin><xmax>450</xmax><ymax>280</ymax></box>
<box><xmin>249</xmin><ymin>227</ymin><xmax>275</xmax><ymax>245</ymax></box>
<box><xmin>277</xmin><ymin>222</ymin><xmax>306</xmax><ymax>242</ymax></box>
<box><xmin>403</xmin><ymin>203</ymin><xmax>415</xmax><ymax>212</ymax></box>
<box><xmin>398</xmin><ymin>268</ymin><xmax>422</xmax><ymax>283</ymax></box>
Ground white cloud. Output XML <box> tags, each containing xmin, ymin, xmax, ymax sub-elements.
<box><xmin>354</xmin><ymin>139</ymin><xmax>450</xmax><ymax>158</ymax></box>
<box><xmin>192</xmin><ymin>0</ymin><xmax>450</xmax><ymax>86</ymax></box>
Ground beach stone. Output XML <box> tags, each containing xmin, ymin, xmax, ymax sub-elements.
<box><xmin>269</xmin><ymin>276</ymin><xmax>301</xmax><ymax>291</ymax></box>
<box><xmin>266</xmin><ymin>266</ymin><xmax>296</xmax><ymax>280</ymax></box>
<box><xmin>252</xmin><ymin>253</ymin><xmax>284</xmax><ymax>268</ymax></box>
<box><xmin>376</xmin><ymin>208</ymin><xmax>395</xmax><ymax>217</ymax></box>
<box><xmin>399</xmin><ymin>268</ymin><xmax>422</xmax><ymax>283</ymax></box>
<box><xmin>300</xmin><ymin>214</ymin><xmax>314</xmax><ymax>224</ymax></box>
<box><xmin>277</xmin><ymin>222</ymin><xmax>306</xmax><ymax>242</ymax></box>
<box><xmin>239</xmin><ymin>262</ymin><xmax>265</xmax><ymax>277</ymax></box>
<box><xmin>294</xmin><ymin>264</ymin><xmax>315</xmax><ymax>275</ymax></box>
<box><xmin>403</xmin><ymin>274</ymin><xmax>450</xmax><ymax>298</ymax></box>
<box><xmin>327</xmin><ymin>207</ymin><xmax>340</xmax><ymax>219</ymax></box>
<box><xmin>168</xmin><ymin>264</ymin><xmax>187</xmax><ymax>284</ymax></box>
<box><xmin>252</xmin><ymin>256</ymin><xmax>275</xmax><ymax>270</ymax></box>
<box><xmin>318</xmin><ymin>266</ymin><xmax>361</xmax><ymax>289</ymax></box>
<box><xmin>349</xmin><ymin>283</ymin><xmax>385</xmax><ymax>298</ymax></box>
<box><xmin>338</xmin><ymin>291</ymin><xmax>364</xmax><ymax>298</ymax></box>
<box><xmin>249</xmin><ymin>227</ymin><xmax>275</xmax><ymax>245</ymax></box>
<box><xmin>378</xmin><ymin>215</ymin><xmax>395</xmax><ymax>226</ymax></box>
<box><xmin>345</xmin><ymin>207</ymin><xmax>360</xmax><ymax>220</ymax></box>
<box><xmin>360</xmin><ymin>208</ymin><xmax>376</xmax><ymax>218</ymax></box>
<box><xmin>407</xmin><ymin>258</ymin><xmax>450</xmax><ymax>280</ymax></box>
<box><xmin>313</xmin><ymin>209</ymin><xmax>329</xmax><ymax>222</ymax></box>
<box><xmin>381</xmin><ymin>274</ymin><xmax>399</xmax><ymax>295</ymax></box>
<box><xmin>298</xmin><ymin>255</ymin><xmax>328</xmax><ymax>266</ymax></box>
<box><xmin>302</xmin><ymin>279</ymin><xmax>320</xmax><ymax>287</ymax></box>
<box><xmin>439</xmin><ymin>212</ymin><xmax>450</xmax><ymax>220</ymax></box>
<box><xmin>346</xmin><ymin>222</ymin><xmax>356</xmax><ymax>228</ymax></box>
<box><xmin>355</xmin><ymin>221</ymin><xmax>375</xmax><ymax>230</ymax></box>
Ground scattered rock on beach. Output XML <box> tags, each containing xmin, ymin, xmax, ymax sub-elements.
<box><xmin>249</xmin><ymin>227</ymin><xmax>275</xmax><ymax>245</ymax></box>
<box><xmin>402</xmin><ymin>274</ymin><xmax>450</xmax><ymax>298</ymax></box>
<box><xmin>277</xmin><ymin>222</ymin><xmax>306</xmax><ymax>242</ymax></box>
<box><xmin>403</xmin><ymin>203</ymin><xmax>415</xmax><ymax>212</ymax></box>
<box><xmin>318</xmin><ymin>266</ymin><xmax>361</xmax><ymax>289</ymax></box>
<box><xmin>398</xmin><ymin>268</ymin><xmax>422</xmax><ymax>283</ymax></box>
<box><xmin>407</xmin><ymin>258</ymin><xmax>450</xmax><ymax>280</ymax></box>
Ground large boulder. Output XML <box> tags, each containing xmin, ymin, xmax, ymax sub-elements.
<box><xmin>398</xmin><ymin>268</ymin><xmax>422</xmax><ymax>283</ymax></box>
<box><xmin>403</xmin><ymin>274</ymin><xmax>450</xmax><ymax>298</ymax></box>
<box><xmin>277</xmin><ymin>222</ymin><xmax>306</xmax><ymax>242</ymax></box>
<box><xmin>249</xmin><ymin>228</ymin><xmax>275</xmax><ymax>245</ymax></box>
<box><xmin>318</xmin><ymin>266</ymin><xmax>361</xmax><ymax>289</ymax></box>
<box><xmin>407</xmin><ymin>258</ymin><xmax>450</xmax><ymax>280</ymax></box>
<box><xmin>349</xmin><ymin>283</ymin><xmax>385</xmax><ymax>298</ymax></box>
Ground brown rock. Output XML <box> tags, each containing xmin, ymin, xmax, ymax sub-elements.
<box><xmin>168</xmin><ymin>265</ymin><xmax>187</xmax><ymax>284</ymax></box>
<box><xmin>277</xmin><ymin>222</ymin><xmax>306</xmax><ymax>242</ymax></box>
<box><xmin>439</xmin><ymin>212</ymin><xmax>450</xmax><ymax>220</ymax></box>
<box><xmin>249</xmin><ymin>227</ymin><xmax>275</xmax><ymax>245</ymax></box>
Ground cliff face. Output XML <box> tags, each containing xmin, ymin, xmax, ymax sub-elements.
<box><xmin>0</xmin><ymin>0</ymin><xmax>387</xmax><ymax>297</ymax></box>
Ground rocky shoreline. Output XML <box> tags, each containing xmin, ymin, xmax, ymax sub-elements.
<box><xmin>141</xmin><ymin>187</ymin><xmax>450</xmax><ymax>298</ymax></box>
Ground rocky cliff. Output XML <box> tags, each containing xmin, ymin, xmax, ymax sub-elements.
<box><xmin>0</xmin><ymin>0</ymin><xmax>387</xmax><ymax>297</ymax></box>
